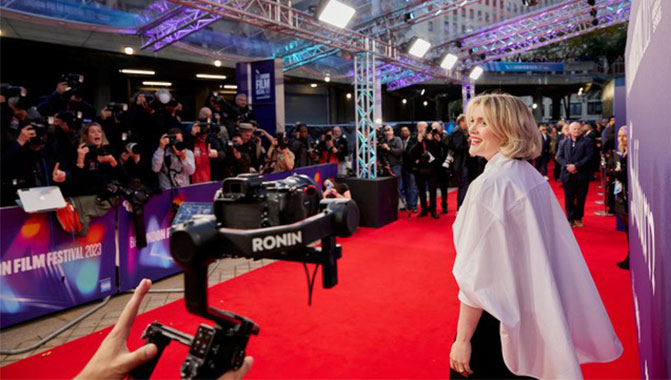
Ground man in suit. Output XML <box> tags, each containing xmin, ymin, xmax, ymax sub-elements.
<box><xmin>410</xmin><ymin>122</ymin><xmax>440</xmax><ymax>219</ymax></box>
<box><xmin>535</xmin><ymin>124</ymin><xmax>551</xmax><ymax>179</ymax></box>
<box><xmin>582</xmin><ymin>122</ymin><xmax>600</xmax><ymax>180</ymax></box>
<box><xmin>400</xmin><ymin>126</ymin><xmax>418</xmax><ymax>213</ymax></box>
<box><xmin>556</xmin><ymin>122</ymin><xmax>594</xmax><ymax>227</ymax></box>
<box><xmin>450</xmin><ymin>114</ymin><xmax>470</xmax><ymax>210</ymax></box>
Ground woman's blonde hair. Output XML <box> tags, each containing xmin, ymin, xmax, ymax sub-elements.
<box><xmin>465</xmin><ymin>93</ymin><xmax>541</xmax><ymax>160</ymax></box>
<box><xmin>79</xmin><ymin>122</ymin><xmax>110</xmax><ymax>146</ymax></box>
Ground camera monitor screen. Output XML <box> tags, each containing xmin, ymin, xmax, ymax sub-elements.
<box><xmin>172</xmin><ymin>202</ymin><xmax>214</xmax><ymax>226</ymax></box>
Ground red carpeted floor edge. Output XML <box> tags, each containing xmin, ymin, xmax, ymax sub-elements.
<box><xmin>1</xmin><ymin>174</ymin><xmax>639</xmax><ymax>379</ymax></box>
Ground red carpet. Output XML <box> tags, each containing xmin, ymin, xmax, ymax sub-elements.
<box><xmin>1</xmin><ymin>175</ymin><xmax>639</xmax><ymax>379</ymax></box>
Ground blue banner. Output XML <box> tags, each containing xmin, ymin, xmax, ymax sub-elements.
<box><xmin>483</xmin><ymin>62</ymin><xmax>564</xmax><ymax>72</ymax></box>
<box><xmin>0</xmin><ymin>206</ymin><xmax>117</xmax><ymax>328</ymax></box>
<box><xmin>236</xmin><ymin>59</ymin><xmax>285</xmax><ymax>134</ymax></box>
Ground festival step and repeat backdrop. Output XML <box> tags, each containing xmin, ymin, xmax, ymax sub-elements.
<box><xmin>1</xmin><ymin>164</ymin><xmax>336</xmax><ymax>328</ymax></box>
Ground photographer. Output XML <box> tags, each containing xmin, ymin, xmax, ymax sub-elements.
<box><xmin>223</xmin><ymin>134</ymin><xmax>253</xmax><ymax>178</ymax></box>
<box><xmin>128</xmin><ymin>91</ymin><xmax>159</xmax><ymax>153</ymax></box>
<box><xmin>400</xmin><ymin>126</ymin><xmax>418</xmax><ymax>213</ymax></box>
<box><xmin>263</xmin><ymin>132</ymin><xmax>295</xmax><ymax>173</ymax></box>
<box><xmin>1</xmin><ymin>120</ymin><xmax>67</xmax><ymax>206</ymax></box>
<box><xmin>100</xmin><ymin>103</ymin><xmax>131</xmax><ymax>153</ymax></box>
<box><xmin>120</xmin><ymin>141</ymin><xmax>157</xmax><ymax>192</ymax></box>
<box><xmin>37</xmin><ymin>74</ymin><xmax>95</xmax><ymax>119</ymax></box>
<box><xmin>290</xmin><ymin>122</ymin><xmax>310</xmax><ymax>168</ymax></box>
<box><xmin>237</xmin><ymin>123</ymin><xmax>266</xmax><ymax>171</ymax></box>
<box><xmin>378</xmin><ymin>125</ymin><xmax>403</xmax><ymax>180</ymax></box>
<box><xmin>432</xmin><ymin>122</ymin><xmax>451</xmax><ymax>214</ymax></box>
<box><xmin>332</xmin><ymin>126</ymin><xmax>350</xmax><ymax>176</ymax></box>
<box><xmin>410</xmin><ymin>122</ymin><xmax>440</xmax><ymax>219</ymax></box>
<box><xmin>151</xmin><ymin>128</ymin><xmax>195</xmax><ymax>190</ymax></box>
<box><xmin>450</xmin><ymin>114</ymin><xmax>470</xmax><ymax>210</ymax></box>
<box><xmin>229</xmin><ymin>93</ymin><xmax>255</xmax><ymax>127</ymax></box>
<box><xmin>318</xmin><ymin>129</ymin><xmax>341</xmax><ymax>165</ymax></box>
<box><xmin>188</xmin><ymin>118</ymin><xmax>222</xmax><ymax>184</ymax></box>
<box><xmin>322</xmin><ymin>178</ymin><xmax>351</xmax><ymax>200</ymax></box>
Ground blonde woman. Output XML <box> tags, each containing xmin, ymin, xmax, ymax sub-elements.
<box><xmin>450</xmin><ymin>94</ymin><xmax>622</xmax><ymax>379</ymax></box>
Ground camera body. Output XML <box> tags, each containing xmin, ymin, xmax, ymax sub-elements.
<box><xmin>166</xmin><ymin>134</ymin><xmax>186</xmax><ymax>151</ymax></box>
<box><xmin>59</xmin><ymin>73</ymin><xmax>84</xmax><ymax>97</ymax></box>
<box><xmin>107</xmin><ymin>102</ymin><xmax>128</xmax><ymax>118</ymax></box>
<box><xmin>87</xmin><ymin>144</ymin><xmax>112</xmax><ymax>157</ymax></box>
<box><xmin>214</xmin><ymin>174</ymin><xmax>322</xmax><ymax>229</ymax></box>
<box><xmin>28</xmin><ymin>120</ymin><xmax>49</xmax><ymax>145</ymax></box>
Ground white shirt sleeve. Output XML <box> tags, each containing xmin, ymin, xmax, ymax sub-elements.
<box><xmin>152</xmin><ymin>148</ymin><xmax>165</xmax><ymax>173</ymax></box>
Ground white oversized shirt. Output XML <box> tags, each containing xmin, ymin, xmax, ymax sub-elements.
<box><xmin>452</xmin><ymin>153</ymin><xmax>622</xmax><ymax>379</ymax></box>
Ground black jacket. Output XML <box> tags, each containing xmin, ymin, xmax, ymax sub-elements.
<box><xmin>555</xmin><ymin>136</ymin><xmax>595</xmax><ymax>182</ymax></box>
<box><xmin>409</xmin><ymin>138</ymin><xmax>440</xmax><ymax>176</ymax></box>
<box><xmin>450</xmin><ymin>127</ymin><xmax>469</xmax><ymax>174</ymax></box>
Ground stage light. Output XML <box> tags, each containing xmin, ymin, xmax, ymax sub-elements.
<box><xmin>402</xmin><ymin>99</ymin><xmax>407</xmax><ymax>104</ymax></box>
<box><xmin>310</xmin><ymin>83</ymin><xmax>318</xmax><ymax>88</ymax></box>
<box><xmin>123</xmin><ymin>46</ymin><xmax>134</xmax><ymax>55</ymax></box>
<box><xmin>119</xmin><ymin>69</ymin><xmax>155</xmax><ymax>75</ymax></box>
<box><xmin>532</xmin><ymin>103</ymin><xmax>538</xmax><ymax>109</ymax></box>
<box><xmin>405</xmin><ymin>12</ymin><xmax>415</xmax><ymax>23</ymax></box>
<box><xmin>423</xmin><ymin>101</ymin><xmax>428</xmax><ymax>106</ymax></box>
<box><xmin>214</xmin><ymin>60</ymin><xmax>222</xmax><ymax>67</ymax></box>
<box><xmin>440</xmin><ymin>53</ymin><xmax>459</xmax><ymax>70</ymax></box>
<box><xmin>375</xmin><ymin>118</ymin><xmax>382</xmax><ymax>124</ymax></box>
<box><xmin>420</xmin><ymin>88</ymin><xmax>426</xmax><ymax>96</ymax></box>
<box><xmin>324</xmin><ymin>76</ymin><xmax>331</xmax><ymax>82</ymax></box>
<box><xmin>346</xmin><ymin>93</ymin><xmax>352</xmax><ymax>99</ymax></box>
<box><xmin>142</xmin><ymin>81</ymin><xmax>172</xmax><ymax>87</ymax></box>
<box><xmin>196</xmin><ymin>74</ymin><xmax>227</xmax><ymax>80</ymax></box>
<box><xmin>469</xmin><ymin>66</ymin><xmax>484</xmax><ymax>80</ymax></box>
<box><xmin>317</xmin><ymin>0</ymin><xmax>356</xmax><ymax>28</ymax></box>
<box><xmin>407</xmin><ymin>37</ymin><xmax>431</xmax><ymax>58</ymax></box>
<box><xmin>224</xmin><ymin>85</ymin><xmax>238</xmax><ymax>90</ymax></box>
<box><xmin>590</xmin><ymin>8</ymin><xmax>598</xmax><ymax>17</ymax></box>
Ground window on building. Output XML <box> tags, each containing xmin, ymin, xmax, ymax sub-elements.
<box><xmin>485</xmin><ymin>12</ymin><xmax>490</xmax><ymax>21</ymax></box>
<box><xmin>470</xmin><ymin>9</ymin><xmax>474</xmax><ymax>19</ymax></box>
<box><xmin>588</xmin><ymin>102</ymin><xmax>603</xmax><ymax>115</ymax></box>
<box><xmin>428</xmin><ymin>21</ymin><xmax>434</xmax><ymax>32</ymax></box>
<box><xmin>569</xmin><ymin>103</ymin><xmax>582</xmax><ymax>116</ymax></box>
<box><xmin>444</xmin><ymin>20</ymin><xmax>450</xmax><ymax>32</ymax></box>
<box><xmin>462</xmin><ymin>8</ymin><xmax>466</xmax><ymax>17</ymax></box>
<box><xmin>486</xmin><ymin>0</ymin><xmax>489</xmax><ymax>5</ymax></box>
<box><xmin>462</xmin><ymin>24</ymin><xmax>466</xmax><ymax>33</ymax></box>
<box><xmin>478</xmin><ymin>10</ymin><xmax>482</xmax><ymax>21</ymax></box>
<box><xmin>493</xmin><ymin>0</ymin><xmax>497</xmax><ymax>7</ymax></box>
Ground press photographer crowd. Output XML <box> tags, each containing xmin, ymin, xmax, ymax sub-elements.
<box><xmin>0</xmin><ymin>75</ymin><xmax>628</xmax><ymax>267</ymax></box>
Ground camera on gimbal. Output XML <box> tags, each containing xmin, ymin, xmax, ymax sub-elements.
<box><xmin>106</xmin><ymin>180</ymin><xmax>151</xmax><ymax>248</ymax></box>
<box><xmin>131</xmin><ymin>174</ymin><xmax>359</xmax><ymax>379</ymax></box>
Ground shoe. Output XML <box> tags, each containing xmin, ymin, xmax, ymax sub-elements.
<box><xmin>616</xmin><ymin>259</ymin><xmax>630</xmax><ymax>270</ymax></box>
<box><xmin>418</xmin><ymin>211</ymin><xmax>428</xmax><ymax>217</ymax></box>
<box><xmin>431</xmin><ymin>211</ymin><xmax>439</xmax><ymax>219</ymax></box>
<box><xmin>441</xmin><ymin>209</ymin><xmax>448</xmax><ymax>214</ymax></box>
<box><xmin>574</xmin><ymin>220</ymin><xmax>584</xmax><ymax>227</ymax></box>
<box><xmin>568</xmin><ymin>220</ymin><xmax>576</xmax><ymax>228</ymax></box>
<box><xmin>412</xmin><ymin>208</ymin><xmax>418</xmax><ymax>213</ymax></box>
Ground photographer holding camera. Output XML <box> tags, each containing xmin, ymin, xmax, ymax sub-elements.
<box><xmin>188</xmin><ymin>116</ymin><xmax>223</xmax><ymax>184</ymax></box>
<box><xmin>100</xmin><ymin>102</ymin><xmax>131</xmax><ymax>153</ymax></box>
<box><xmin>290</xmin><ymin>122</ymin><xmax>310</xmax><ymax>168</ymax></box>
<box><xmin>152</xmin><ymin>128</ymin><xmax>195</xmax><ymax>190</ymax></box>
<box><xmin>410</xmin><ymin>122</ymin><xmax>440</xmax><ymax>219</ymax></box>
<box><xmin>432</xmin><ymin>122</ymin><xmax>452</xmax><ymax>215</ymax></box>
<box><xmin>332</xmin><ymin>126</ymin><xmax>350</xmax><ymax>176</ymax></box>
<box><xmin>230</xmin><ymin>93</ymin><xmax>255</xmax><ymax>126</ymax></box>
<box><xmin>317</xmin><ymin>129</ymin><xmax>341</xmax><ymax>165</ymax></box>
<box><xmin>378</xmin><ymin>125</ymin><xmax>403</xmax><ymax>180</ymax></box>
<box><xmin>223</xmin><ymin>134</ymin><xmax>253</xmax><ymax>178</ymax></box>
<box><xmin>263</xmin><ymin>132</ymin><xmax>295</xmax><ymax>173</ymax></box>
<box><xmin>237</xmin><ymin>123</ymin><xmax>267</xmax><ymax>171</ymax></box>
<box><xmin>37</xmin><ymin>74</ymin><xmax>95</xmax><ymax>119</ymax></box>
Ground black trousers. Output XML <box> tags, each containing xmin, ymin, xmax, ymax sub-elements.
<box><xmin>450</xmin><ymin>312</ymin><xmax>535</xmax><ymax>379</ymax></box>
<box><xmin>563</xmin><ymin>178</ymin><xmax>590</xmax><ymax>221</ymax></box>
<box><xmin>438</xmin><ymin>170</ymin><xmax>450</xmax><ymax>212</ymax></box>
<box><xmin>415</xmin><ymin>172</ymin><xmax>437</xmax><ymax>213</ymax></box>
<box><xmin>534</xmin><ymin>154</ymin><xmax>548</xmax><ymax>176</ymax></box>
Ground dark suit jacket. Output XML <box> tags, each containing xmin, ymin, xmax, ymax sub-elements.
<box><xmin>450</xmin><ymin>128</ymin><xmax>469</xmax><ymax>174</ymax></box>
<box><xmin>540</xmin><ymin>133</ymin><xmax>551</xmax><ymax>156</ymax></box>
<box><xmin>555</xmin><ymin>136</ymin><xmax>594</xmax><ymax>182</ymax></box>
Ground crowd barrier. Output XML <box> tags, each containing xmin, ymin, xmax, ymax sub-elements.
<box><xmin>0</xmin><ymin>164</ymin><xmax>337</xmax><ymax>328</ymax></box>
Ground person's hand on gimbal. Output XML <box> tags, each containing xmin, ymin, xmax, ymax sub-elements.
<box><xmin>76</xmin><ymin>279</ymin><xmax>253</xmax><ymax>380</ymax></box>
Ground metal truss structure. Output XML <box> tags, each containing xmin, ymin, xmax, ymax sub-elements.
<box><xmin>280</xmin><ymin>0</ymin><xmax>480</xmax><ymax>73</ymax></box>
<box><xmin>144</xmin><ymin>0</ymin><xmax>462</xmax><ymax>84</ymax></box>
<box><xmin>139</xmin><ymin>0</ymin><xmax>221</xmax><ymax>51</ymax></box>
<box><xmin>354</xmin><ymin>40</ymin><xmax>379</xmax><ymax>179</ymax></box>
<box><xmin>387</xmin><ymin>0</ymin><xmax>631</xmax><ymax>90</ymax></box>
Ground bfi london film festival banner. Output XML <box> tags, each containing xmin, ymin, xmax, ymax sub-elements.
<box><xmin>0</xmin><ymin>206</ymin><xmax>117</xmax><ymax>328</ymax></box>
<box><xmin>117</xmin><ymin>182</ymin><xmax>222</xmax><ymax>291</ymax></box>
<box><xmin>236</xmin><ymin>58</ymin><xmax>285</xmax><ymax>134</ymax></box>
<box><xmin>625</xmin><ymin>0</ymin><xmax>671</xmax><ymax>378</ymax></box>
